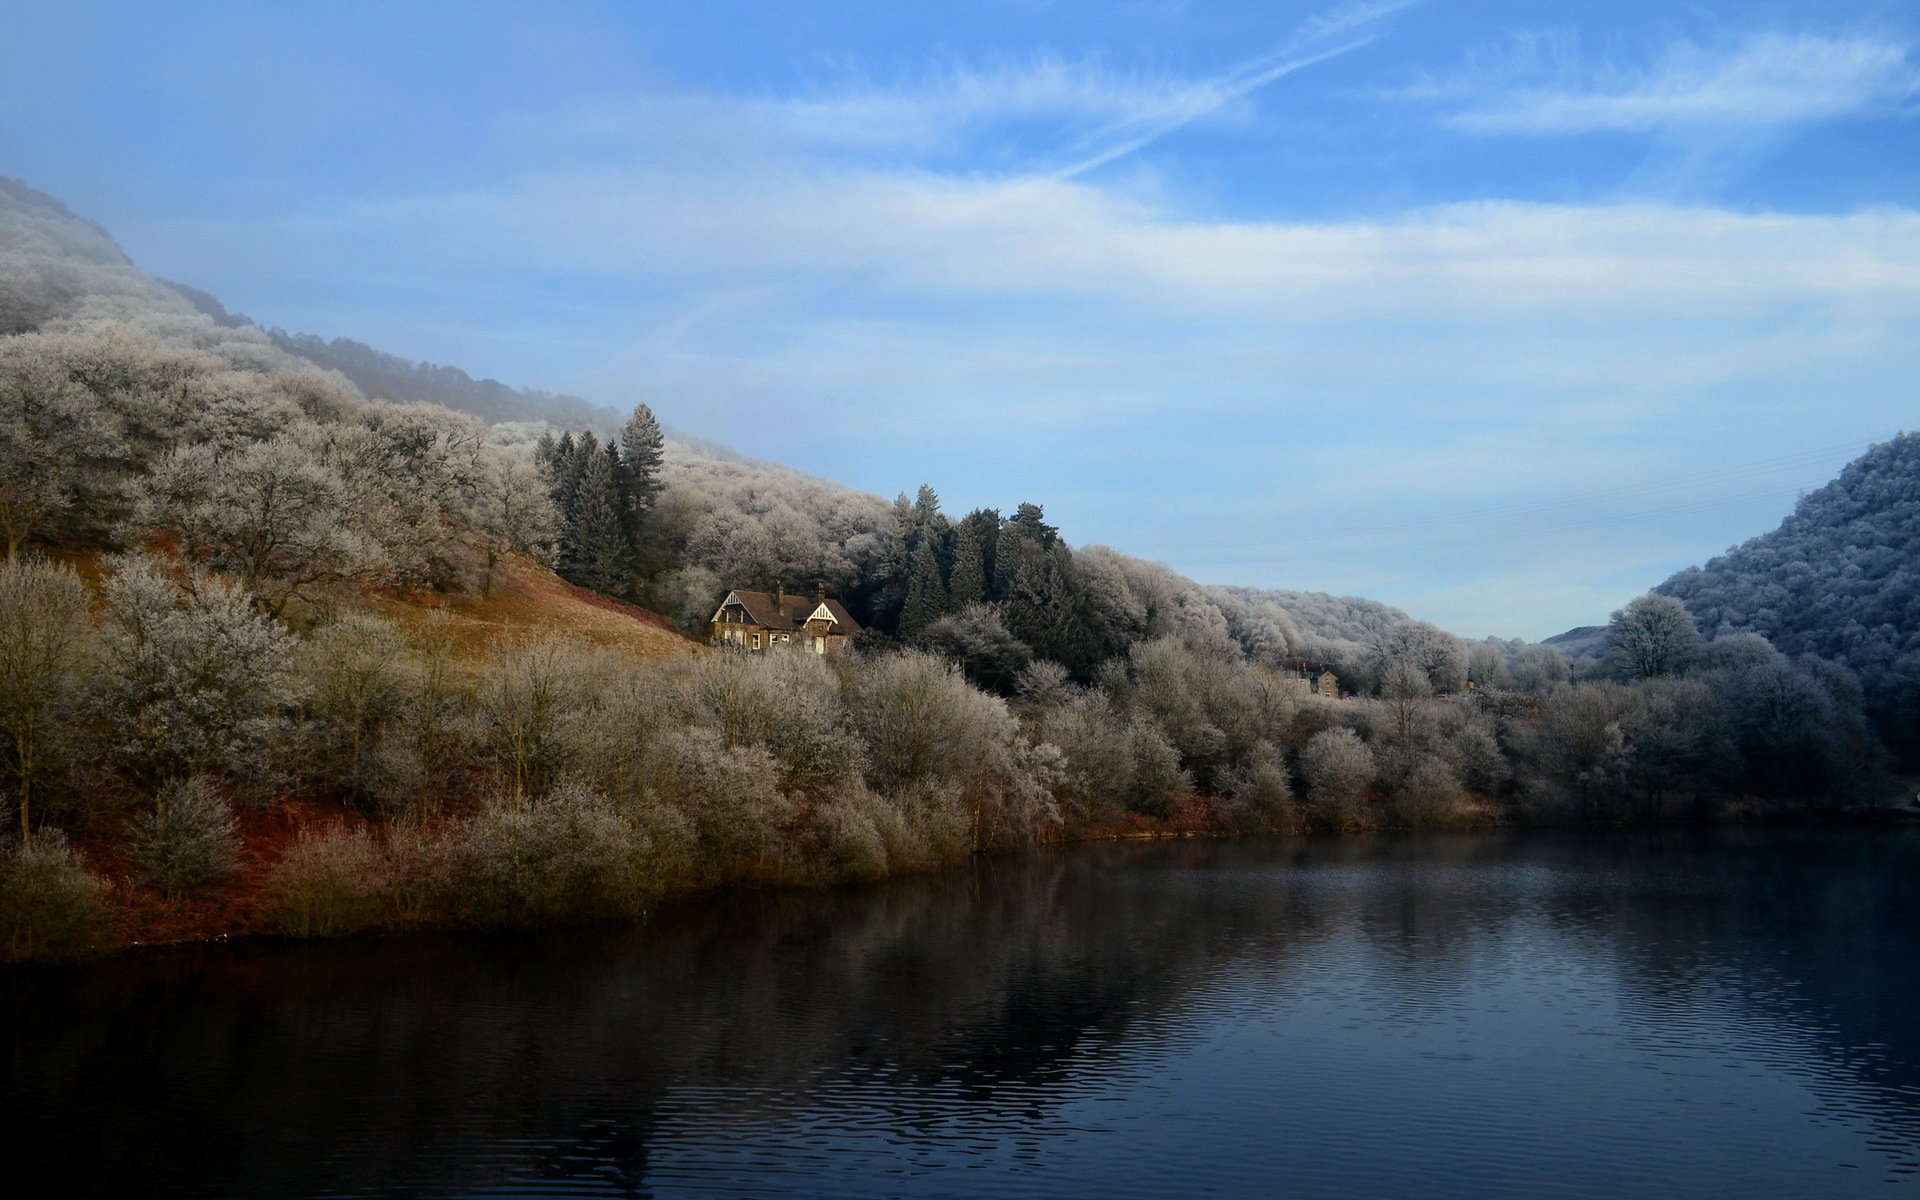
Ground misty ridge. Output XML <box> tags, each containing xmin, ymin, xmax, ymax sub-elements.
<box><xmin>0</xmin><ymin>174</ymin><xmax>1914</xmax><ymax>962</ymax></box>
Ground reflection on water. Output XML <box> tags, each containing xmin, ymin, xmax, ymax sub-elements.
<box><xmin>7</xmin><ymin>830</ymin><xmax>1920</xmax><ymax>1198</ymax></box>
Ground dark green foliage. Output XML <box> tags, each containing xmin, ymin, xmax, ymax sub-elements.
<box><xmin>898</xmin><ymin>540</ymin><xmax>949</xmax><ymax>641</ymax></box>
<box><xmin>949</xmin><ymin>509</ymin><xmax>996</xmax><ymax>607</ymax></box>
<box><xmin>924</xmin><ymin>604</ymin><xmax>1033</xmax><ymax>694</ymax></box>
<box><xmin>570</xmin><ymin>441</ymin><xmax>633</xmax><ymax>594</ymax></box>
<box><xmin>618</xmin><ymin>402</ymin><xmax>665</xmax><ymax>518</ymax></box>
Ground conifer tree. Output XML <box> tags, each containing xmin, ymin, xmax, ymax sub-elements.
<box><xmin>949</xmin><ymin>515</ymin><xmax>992</xmax><ymax>608</ymax></box>
<box><xmin>547</xmin><ymin>431</ymin><xmax>581</xmax><ymax>519</ymax></box>
<box><xmin>899</xmin><ymin>541</ymin><xmax>949</xmax><ymax>642</ymax></box>
<box><xmin>563</xmin><ymin>442</ymin><xmax>633</xmax><ymax>595</ymax></box>
<box><xmin>618</xmin><ymin>403</ymin><xmax>665</xmax><ymax>518</ymax></box>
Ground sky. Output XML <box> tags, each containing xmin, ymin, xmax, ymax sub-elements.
<box><xmin>3</xmin><ymin>0</ymin><xmax>1917</xmax><ymax>639</ymax></box>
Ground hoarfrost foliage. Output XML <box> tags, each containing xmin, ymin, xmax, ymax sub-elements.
<box><xmin>93</xmin><ymin>554</ymin><xmax>299</xmax><ymax>786</ymax></box>
<box><xmin>0</xmin><ymin>556</ymin><xmax>91</xmax><ymax>833</ymax></box>
<box><xmin>127</xmin><ymin>776</ymin><xmax>240</xmax><ymax>897</ymax></box>
<box><xmin>262</xmin><ymin>825</ymin><xmax>391</xmax><ymax>938</ymax></box>
<box><xmin>442</xmin><ymin>784</ymin><xmax>643</xmax><ymax>926</ymax></box>
<box><xmin>0</xmin><ymin>828</ymin><xmax>111</xmax><ymax>961</ymax></box>
<box><xmin>1301</xmin><ymin>728</ymin><xmax>1375</xmax><ymax>830</ymax></box>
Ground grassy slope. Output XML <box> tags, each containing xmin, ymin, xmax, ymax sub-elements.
<box><xmin>72</xmin><ymin>553</ymin><xmax>694</xmax><ymax>952</ymax></box>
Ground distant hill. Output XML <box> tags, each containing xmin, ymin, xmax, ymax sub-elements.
<box><xmin>1541</xmin><ymin>625</ymin><xmax>1607</xmax><ymax>662</ymax></box>
<box><xmin>1657</xmin><ymin>434</ymin><xmax>1920</xmax><ymax>755</ymax></box>
<box><xmin>1</xmin><ymin>175</ymin><xmax>632</xmax><ymax>434</ymax></box>
<box><xmin>1208</xmin><ymin>584</ymin><xmax>1410</xmax><ymax>651</ymax></box>
<box><xmin>260</xmin><ymin>330</ymin><xmax>619</xmax><ymax>431</ymax></box>
<box><xmin>0</xmin><ymin>176</ymin><xmax>191</xmax><ymax>333</ymax></box>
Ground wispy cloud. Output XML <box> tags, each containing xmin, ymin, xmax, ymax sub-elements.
<box><xmin>496</xmin><ymin>0</ymin><xmax>1418</xmax><ymax>177</ymax></box>
<box><xmin>1402</xmin><ymin>31</ymin><xmax>1918</xmax><ymax>135</ymax></box>
<box><xmin>1054</xmin><ymin>0</ymin><xmax>1419</xmax><ymax>176</ymax></box>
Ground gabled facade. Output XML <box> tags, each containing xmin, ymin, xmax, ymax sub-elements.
<box><xmin>1279</xmin><ymin>657</ymin><xmax>1341</xmax><ymax>699</ymax></box>
<box><xmin>709</xmin><ymin>583</ymin><xmax>861</xmax><ymax>655</ymax></box>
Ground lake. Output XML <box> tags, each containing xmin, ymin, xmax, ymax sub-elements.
<box><xmin>7</xmin><ymin>830</ymin><xmax>1920</xmax><ymax>1197</ymax></box>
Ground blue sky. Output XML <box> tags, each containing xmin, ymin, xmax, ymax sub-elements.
<box><xmin>4</xmin><ymin>0</ymin><xmax>1918</xmax><ymax>638</ymax></box>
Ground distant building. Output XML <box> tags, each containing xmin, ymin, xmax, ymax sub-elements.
<box><xmin>1280</xmin><ymin>657</ymin><xmax>1341</xmax><ymax>699</ymax></box>
<box><xmin>709</xmin><ymin>583</ymin><xmax>861</xmax><ymax>655</ymax></box>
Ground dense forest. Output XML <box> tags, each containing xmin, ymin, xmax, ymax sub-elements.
<box><xmin>0</xmin><ymin>177</ymin><xmax>1908</xmax><ymax>962</ymax></box>
<box><xmin>1656</xmin><ymin>436</ymin><xmax>1920</xmax><ymax>760</ymax></box>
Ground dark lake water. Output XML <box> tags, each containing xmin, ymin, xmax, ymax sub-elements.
<box><xmin>8</xmin><ymin>831</ymin><xmax>1920</xmax><ymax>1198</ymax></box>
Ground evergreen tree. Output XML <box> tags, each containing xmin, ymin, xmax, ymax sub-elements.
<box><xmin>618</xmin><ymin>403</ymin><xmax>665</xmax><ymax>518</ymax></box>
<box><xmin>1002</xmin><ymin>539</ymin><xmax>1105</xmax><ymax>678</ymax></box>
<box><xmin>993</xmin><ymin>502</ymin><xmax>1054</xmax><ymax>600</ymax></box>
<box><xmin>561</xmin><ymin>442</ymin><xmax>633</xmax><ymax>596</ymax></box>
<box><xmin>547</xmin><ymin>431</ymin><xmax>582</xmax><ymax>519</ymax></box>
<box><xmin>899</xmin><ymin>540</ymin><xmax>949</xmax><ymax>642</ymax></box>
<box><xmin>1006</xmin><ymin>501</ymin><xmax>1057</xmax><ymax>546</ymax></box>
<box><xmin>949</xmin><ymin>511</ymin><xmax>995</xmax><ymax>607</ymax></box>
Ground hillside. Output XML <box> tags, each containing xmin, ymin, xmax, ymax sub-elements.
<box><xmin>0</xmin><ymin>177</ymin><xmax>1453</xmax><ymax>664</ymax></box>
<box><xmin>1541</xmin><ymin>625</ymin><xmax>1607</xmax><ymax>662</ymax></box>
<box><xmin>2</xmin><ymin>176</ymin><xmax>1907</xmax><ymax>966</ymax></box>
<box><xmin>1657</xmin><ymin>433</ymin><xmax>1920</xmax><ymax>754</ymax></box>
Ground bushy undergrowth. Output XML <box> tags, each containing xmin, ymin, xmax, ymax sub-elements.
<box><xmin>261</xmin><ymin>826</ymin><xmax>391</xmax><ymax>939</ymax></box>
<box><xmin>126</xmin><ymin>777</ymin><xmax>239</xmax><ymax>897</ymax></box>
<box><xmin>0</xmin><ymin>831</ymin><xmax>112</xmax><ymax>962</ymax></box>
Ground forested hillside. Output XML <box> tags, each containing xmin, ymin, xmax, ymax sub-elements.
<box><xmin>1658</xmin><ymin>434</ymin><xmax>1920</xmax><ymax>756</ymax></box>
<box><xmin>0</xmin><ymin>179</ymin><xmax>1904</xmax><ymax>963</ymax></box>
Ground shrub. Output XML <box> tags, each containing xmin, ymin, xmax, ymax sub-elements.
<box><xmin>91</xmin><ymin>554</ymin><xmax>299</xmax><ymax>787</ymax></box>
<box><xmin>644</xmin><ymin>728</ymin><xmax>792</xmax><ymax>876</ymax></box>
<box><xmin>440</xmin><ymin>784</ymin><xmax>642</xmax><ymax>926</ymax></box>
<box><xmin>1218</xmin><ymin>743</ymin><xmax>1294</xmax><ymax>832</ymax></box>
<box><xmin>0</xmin><ymin>831</ymin><xmax>112</xmax><ymax>962</ymax></box>
<box><xmin>1387</xmin><ymin>758</ymin><xmax>1465</xmax><ymax>829</ymax></box>
<box><xmin>262</xmin><ymin>825</ymin><xmax>390</xmax><ymax>938</ymax></box>
<box><xmin>126</xmin><ymin>777</ymin><xmax>240</xmax><ymax>897</ymax></box>
<box><xmin>812</xmin><ymin>794</ymin><xmax>891</xmax><ymax>883</ymax></box>
<box><xmin>1300</xmin><ymin>727</ymin><xmax>1375</xmax><ymax>831</ymax></box>
<box><xmin>1125</xmin><ymin>720</ymin><xmax>1190</xmax><ymax>819</ymax></box>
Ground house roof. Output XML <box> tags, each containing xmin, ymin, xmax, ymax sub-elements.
<box><xmin>720</xmin><ymin>589</ymin><xmax>862</xmax><ymax>634</ymax></box>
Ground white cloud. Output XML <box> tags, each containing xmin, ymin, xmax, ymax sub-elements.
<box><xmin>146</xmin><ymin>23</ymin><xmax>1919</xmax><ymax>638</ymax></box>
<box><xmin>495</xmin><ymin>0</ymin><xmax>1417</xmax><ymax>176</ymax></box>
<box><xmin>1404</xmin><ymin>32</ymin><xmax>1918</xmax><ymax>135</ymax></box>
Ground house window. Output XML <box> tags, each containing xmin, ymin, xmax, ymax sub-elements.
<box><xmin>812</xmin><ymin>636</ymin><xmax>825</xmax><ymax>654</ymax></box>
<box><xmin>751</xmin><ymin>633</ymin><xmax>761</xmax><ymax>649</ymax></box>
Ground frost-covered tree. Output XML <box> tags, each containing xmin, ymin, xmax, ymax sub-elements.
<box><xmin>1375</xmin><ymin>620</ymin><xmax>1468</xmax><ymax>694</ymax></box>
<box><xmin>301</xmin><ymin>613</ymin><xmax>413</xmax><ymax>805</ymax></box>
<box><xmin>91</xmin><ymin>555</ymin><xmax>298</xmax><ymax>787</ymax></box>
<box><xmin>0</xmin><ymin>557</ymin><xmax>92</xmax><ymax>835</ymax></box>
<box><xmin>137</xmin><ymin>434</ymin><xmax>379</xmax><ymax>615</ymax></box>
<box><xmin>1606</xmin><ymin>593</ymin><xmax>1700</xmax><ymax>681</ymax></box>
<box><xmin>924</xmin><ymin>603</ymin><xmax>1034</xmax><ymax>694</ymax></box>
<box><xmin>467</xmin><ymin>454</ymin><xmax>559</xmax><ymax>594</ymax></box>
<box><xmin>0</xmin><ymin>346</ymin><xmax>123</xmax><ymax>556</ymax></box>
<box><xmin>1467</xmin><ymin>642</ymin><xmax>1508</xmax><ymax>691</ymax></box>
<box><xmin>1300</xmin><ymin>727</ymin><xmax>1375</xmax><ymax>829</ymax></box>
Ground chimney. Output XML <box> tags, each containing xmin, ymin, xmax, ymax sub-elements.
<box><xmin>815</xmin><ymin>580</ymin><xmax>827</xmax><ymax>602</ymax></box>
<box><xmin>776</xmin><ymin>582</ymin><xmax>784</xmax><ymax>604</ymax></box>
